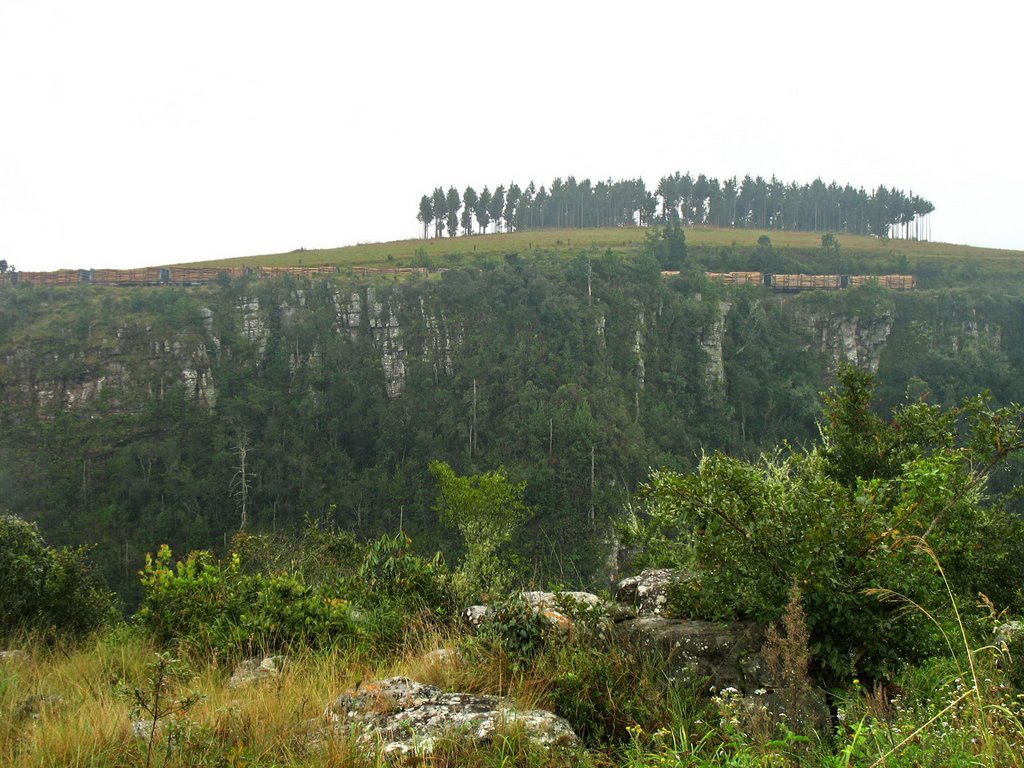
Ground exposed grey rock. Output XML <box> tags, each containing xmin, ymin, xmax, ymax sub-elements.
<box><xmin>323</xmin><ymin>677</ymin><xmax>578</xmax><ymax>758</ymax></box>
<box><xmin>616</xmin><ymin>616</ymin><xmax>767</xmax><ymax>693</ymax></box>
<box><xmin>227</xmin><ymin>655</ymin><xmax>288</xmax><ymax>689</ymax></box>
<box><xmin>995</xmin><ymin>620</ymin><xmax>1024</xmax><ymax>650</ymax></box>
<box><xmin>519</xmin><ymin>591</ymin><xmax>604</xmax><ymax>615</ymax></box>
<box><xmin>131</xmin><ymin>717</ymin><xmax>165</xmax><ymax>741</ymax></box>
<box><xmin>700</xmin><ymin>300</ymin><xmax>732</xmax><ymax>387</ymax></box>
<box><xmin>615</xmin><ymin>568</ymin><xmax>687</xmax><ymax>618</ymax></box>
<box><xmin>995</xmin><ymin>620</ymin><xmax>1024</xmax><ymax>681</ymax></box>
<box><xmin>15</xmin><ymin>693</ymin><xmax>64</xmax><ymax>721</ymax></box>
<box><xmin>803</xmin><ymin>310</ymin><xmax>894</xmax><ymax>373</ymax></box>
<box><xmin>463</xmin><ymin>605</ymin><xmax>490</xmax><ymax>627</ymax></box>
<box><xmin>0</xmin><ymin>649</ymin><xmax>30</xmax><ymax>664</ymax></box>
<box><xmin>419</xmin><ymin>648</ymin><xmax>463</xmax><ymax>669</ymax></box>
<box><xmin>518</xmin><ymin>591</ymin><xmax>613</xmax><ymax>629</ymax></box>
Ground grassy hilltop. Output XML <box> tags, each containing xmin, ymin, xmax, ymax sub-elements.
<box><xmin>174</xmin><ymin>226</ymin><xmax>1024</xmax><ymax>288</ymax></box>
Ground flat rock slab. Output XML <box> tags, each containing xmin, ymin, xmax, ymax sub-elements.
<box><xmin>227</xmin><ymin>655</ymin><xmax>287</xmax><ymax>689</ymax></box>
<box><xmin>324</xmin><ymin>676</ymin><xmax>578</xmax><ymax>758</ymax></box>
<box><xmin>615</xmin><ymin>569</ymin><xmax>688</xmax><ymax>618</ymax></box>
<box><xmin>617</xmin><ymin>616</ymin><xmax>767</xmax><ymax>692</ymax></box>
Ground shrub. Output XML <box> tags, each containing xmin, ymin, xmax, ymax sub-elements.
<box><xmin>356</xmin><ymin>532</ymin><xmax>453</xmax><ymax>618</ymax></box>
<box><xmin>0</xmin><ymin>513</ymin><xmax>117</xmax><ymax>640</ymax></box>
<box><xmin>136</xmin><ymin>545</ymin><xmax>355</xmax><ymax>658</ymax></box>
<box><xmin>629</xmin><ymin>368</ymin><xmax>1024</xmax><ymax>684</ymax></box>
<box><xmin>477</xmin><ymin>594</ymin><xmax>550</xmax><ymax>666</ymax></box>
<box><xmin>544</xmin><ymin>641</ymin><xmax>703</xmax><ymax>748</ymax></box>
<box><xmin>429</xmin><ymin>461</ymin><xmax>532</xmax><ymax>603</ymax></box>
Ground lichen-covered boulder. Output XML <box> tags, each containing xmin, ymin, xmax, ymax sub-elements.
<box><xmin>616</xmin><ymin>617</ymin><xmax>767</xmax><ymax>693</ymax></box>
<box><xmin>519</xmin><ymin>591</ymin><xmax>604</xmax><ymax>616</ymax></box>
<box><xmin>462</xmin><ymin>605</ymin><xmax>491</xmax><ymax>627</ymax></box>
<box><xmin>14</xmin><ymin>693</ymin><xmax>64</xmax><ymax>721</ymax></box>
<box><xmin>615</xmin><ymin>569</ymin><xmax>687</xmax><ymax>618</ymax></box>
<box><xmin>227</xmin><ymin>655</ymin><xmax>288</xmax><ymax>689</ymax></box>
<box><xmin>995</xmin><ymin>620</ymin><xmax>1024</xmax><ymax>686</ymax></box>
<box><xmin>323</xmin><ymin>676</ymin><xmax>579</xmax><ymax>758</ymax></box>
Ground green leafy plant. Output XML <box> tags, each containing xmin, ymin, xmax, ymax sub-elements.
<box><xmin>0</xmin><ymin>512</ymin><xmax>117</xmax><ymax>640</ymax></box>
<box><xmin>629</xmin><ymin>367</ymin><xmax>1024</xmax><ymax>684</ymax></box>
<box><xmin>430</xmin><ymin>461</ymin><xmax>533</xmax><ymax>603</ymax></box>
<box><xmin>136</xmin><ymin>544</ymin><xmax>355</xmax><ymax>658</ymax></box>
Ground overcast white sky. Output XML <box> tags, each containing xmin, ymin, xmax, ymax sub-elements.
<box><xmin>1</xmin><ymin>1</ymin><xmax>1021</xmax><ymax>271</ymax></box>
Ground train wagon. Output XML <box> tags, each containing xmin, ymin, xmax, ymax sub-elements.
<box><xmin>258</xmin><ymin>265</ymin><xmax>339</xmax><ymax>278</ymax></box>
<box><xmin>350</xmin><ymin>266</ymin><xmax>429</xmax><ymax>276</ymax></box>
<box><xmin>705</xmin><ymin>271</ymin><xmax>764</xmax><ymax>286</ymax></box>
<box><xmin>90</xmin><ymin>268</ymin><xmax>163</xmax><ymax>285</ymax></box>
<box><xmin>11</xmin><ymin>269</ymin><xmax>82</xmax><ymax>286</ymax></box>
<box><xmin>166</xmin><ymin>266</ymin><xmax>247</xmax><ymax>284</ymax></box>
<box><xmin>847</xmin><ymin>274</ymin><xmax>917</xmax><ymax>291</ymax></box>
<box><xmin>769</xmin><ymin>273</ymin><xmax>843</xmax><ymax>291</ymax></box>
<box><xmin>879</xmin><ymin>274</ymin><xmax>916</xmax><ymax>290</ymax></box>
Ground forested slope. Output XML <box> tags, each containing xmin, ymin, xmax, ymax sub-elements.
<box><xmin>2</xmin><ymin>245</ymin><xmax>1024</xmax><ymax>604</ymax></box>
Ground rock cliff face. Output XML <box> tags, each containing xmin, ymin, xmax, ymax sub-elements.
<box><xmin>1</xmin><ymin>313</ymin><xmax>217</xmax><ymax>413</ymax></box>
<box><xmin>0</xmin><ymin>281</ymin><xmax>474</xmax><ymax>416</ymax></box>
<box><xmin>803</xmin><ymin>310</ymin><xmax>895</xmax><ymax>373</ymax></box>
<box><xmin>700</xmin><ymin>300</ymin><xmax>732</xmax><ymax>386</ymax></box>
<box><xmin>1</xmin><ymin>278</ymin><xmax>1013</xmax><ymax>420</ymax></box>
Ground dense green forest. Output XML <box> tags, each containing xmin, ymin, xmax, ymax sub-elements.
<box><xmin>2</xmin><ymin>231</ymin><xmax>1023</xmax><ymax>609</ymax></box>
<box><xmin>417</xmin><ymin>172</ymin><xmax>933</xmax><ymax>240</ymax></box>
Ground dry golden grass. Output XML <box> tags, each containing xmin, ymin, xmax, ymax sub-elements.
<box><xmin>0</xmin><ymin>633</ymin><xmax>385</xmax><ymax>767</ymax></box>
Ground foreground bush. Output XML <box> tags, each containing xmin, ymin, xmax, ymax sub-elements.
<box><xmin>628</xmin><ymin>367</ymin><xmax>1024</xmax><ymax>684</ymax></box>
<box><xmin>0</xmin><ymin>512</ymin><xmax>117</xmax><ymax>640</ymax></box>
<box><xmin>136</xmin><ymin>531</ymin><xmax>453</xmax><ymax>659</ymax></box>
<box><xmin>136</xmin><ymin>544</ymin><xmax>356</xmax><ymax>658</ymax></box>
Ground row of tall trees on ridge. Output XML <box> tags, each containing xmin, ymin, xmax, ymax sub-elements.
<box><xmin>417</xmin><ymin>173</ymin><xmax>934</xmax><ymax>241</ymax></box>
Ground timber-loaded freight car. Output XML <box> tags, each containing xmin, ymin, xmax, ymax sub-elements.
<box><xmin>351</xmin><ymin>266</ymin><xmax>429</xmax><ymax>276</ymax></box>
<box><xmin>769</xmin><ymin>273</ymin><xmax>844</xmax><ymax>291</ymax></box>
<box><xmin>258</xmin><ymin>265</ymin><xmax>339</xmax><ymax>278</ymax></box>
<box><xmin>847</xmin><ymin>274</ymin><xmax>916</xmax><ymax>290</ymax></box>
<box><xmin>165</xmin><ymin>267</ymin><xmax>247</xmax><ymax>284</ymax></box>
<box><xmin>90</xmin><ymin>268</ymin><xmax>164</xmax><ymax>286</ymax></box>
<box><xmin>8</xmin><ymin>269</ymin><xmax>83</xmax><ymax>286</ymax></box>
<box><xmin>705</xmin><ymin>271</ymin><xmax>765</xmax><ymax>286</ymax></box>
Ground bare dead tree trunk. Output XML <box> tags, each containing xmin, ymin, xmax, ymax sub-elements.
<box><xmin>232</xmin><ymin>431</ymin><xmax>251</xmax><ymax>531</ymax></box>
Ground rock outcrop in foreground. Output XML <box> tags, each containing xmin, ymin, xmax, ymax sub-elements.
<box><xmin>323</xmin><ymin>677</ymin><xmax>579</xmax><ymax>758</ymax></box>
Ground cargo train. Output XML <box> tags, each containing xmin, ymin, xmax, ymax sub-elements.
<box><xmin>0</xmin><ymin>265</ymin><xmax>430</xmax><ymax>288</ymax></box>
<box><xmin>660</xmin><ymin>271</ymin><xmax>916</xmax><ymax>291</ymax></box>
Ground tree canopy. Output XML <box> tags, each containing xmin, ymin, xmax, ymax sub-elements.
<box><xmin>628</xmin><ymin>366</ymin><xmax>1024</xmax><ymax>683</ymax></box>
<box><xmin>417</xmin><ymin>172</ymin><xmax>933</xmax><ymax>239</ymax></box>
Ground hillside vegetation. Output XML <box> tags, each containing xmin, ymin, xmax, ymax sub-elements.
<box><xmin>4</xmin><ymin>225</ymin><xmax>1024</xmax><ymax>765</ymax></box>
<box><xmin>3</xmin><ymin>371</ymin><xmax>1024</xmax><ymax>767</ymax></box>
<box><xmin>178</xmin><ymin>226</ymin><xmax>1024</xmax><ymax>292</ymax></box>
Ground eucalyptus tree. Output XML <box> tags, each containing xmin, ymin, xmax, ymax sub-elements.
<box><xmin>417</xmin><ymin>195</ymin><xmax>434</xmax><ymax>239</ymax></box>
<box><xmin>445</xmin><ymin>186</ymin><xmax>462</xmax><ymax>238</ymax></box>
<box><xmin>461</xmin><ymin>186</ymin><xmax>478</xmax><ymax>235</ymax></box>
<box><xmin>416</xmin><ymin>172</ymin><xmax>931</xmax><ymax>238</ymax></box>
<box><xmin>475</xmin><ymin>186</ymin><xmax>492</xmax><ymax>234</ymax></box>
<box><xmin>488</xmin><ymin>185</ymin><xmax>505</xmax><ymax>233</ymax></box>
<box><xmin>521</xmin><ymin>181</ymin><xmax>536</xmax><ymax>229</ymax></box>
<box><xmin>504</xmin><ymin>183</ymin><xmax>521</xmax><ymax>232</ymax></box>
<box><xmin>431</xmin><ymin>187</ymin><xmax>447</xmax><ymax>238</ymax></box>
<box><xmin>533</xmin><ymin>185</ymin><xmax>548</xmax><ymax>228</ymax></box>
<box><xmin>657</xmin><ymin>172</ymin><xmax>683</xmax><ymax>222</ymax></box>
